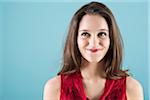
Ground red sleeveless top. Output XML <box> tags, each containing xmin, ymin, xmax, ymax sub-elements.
<box><xmin>60</xmin><ymin>71</ymin><xmax>127</xmax><ymax>100</ymax></box>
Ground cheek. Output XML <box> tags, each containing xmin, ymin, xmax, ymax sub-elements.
<box><xmin>77</xmin><ymin>38</ymin><xmax>87</xmax><ymax>48</ymax></box>
<box><xmin>101</xmin><ymin>38</ymin><xmax>110</xmax><ymax>52</ymax></box>
<box><xmin>104</xmin><ymin>38</ymin><xmax>110</xmax><ymax>47</ymax></box>
<box><xmin>106</xmin><ymin>39</ymin><xmax>110</xmax><ymax>51</ymax></box>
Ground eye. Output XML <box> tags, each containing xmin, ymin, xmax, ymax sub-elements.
<box><xmin>81</xmin><ymin>32</ymin><xmax>90</xmax><ymax>38</ymax></box>
<box><xmin>97</xmin><ymin>32</ymin><xmax>108</xmax><ymax>38</ymax></box>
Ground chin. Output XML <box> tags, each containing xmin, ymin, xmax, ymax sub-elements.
<box><xmin>86</xmin><ymin>58</ymin><xmax>103</xmax><ymax>63</ymax></box>
<box><xmin>82</xmin><ymin>54</ymin><xmax>105</xmax><ymax>63</ymax></box>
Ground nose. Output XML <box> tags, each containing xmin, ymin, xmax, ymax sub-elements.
<box><xmin>89</xmin><ymin>35</ymin><xmax>99</xmax><ymax>48</ymax></box>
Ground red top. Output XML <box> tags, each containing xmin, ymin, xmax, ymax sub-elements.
<box><xmin>60</xmin><ymin>71</ymin><xmax>127</xmax><ymax>100</ymax></box>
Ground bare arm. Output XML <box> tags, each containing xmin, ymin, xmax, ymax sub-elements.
<box><xmin>43</xmin><ymin>76</ymin><xmax>61</xmax><ymax>100</ymax></box>
<box><xmin>126</xmin><ymin>76</ymin><xmax>144</xmax><ymax>100</ymax></box>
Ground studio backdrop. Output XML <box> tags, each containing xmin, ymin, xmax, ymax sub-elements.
<box><xmin>0</xmin><ymin>1</ymin><xmax>149</xmax><ymax>100</ymax></box>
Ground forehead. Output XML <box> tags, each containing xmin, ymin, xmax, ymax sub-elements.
<box><xmin>78</xmin><ymin>14</ymin><xmax>109</xmax><ymax>31</ymax></box>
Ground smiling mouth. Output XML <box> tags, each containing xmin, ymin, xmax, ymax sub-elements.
<box><xmin>87</xmin><ymin>48</ymin><xmax>101</xmax><ymax>53</ymax></box>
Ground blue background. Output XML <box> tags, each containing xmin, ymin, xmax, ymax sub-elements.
<box><xmin>0</xmin><ymin>0</ymin><xmax>149</xmax><ymax>100</ymax></box>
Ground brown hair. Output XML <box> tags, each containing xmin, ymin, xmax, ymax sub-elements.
<box><xmin>58</xmin><ymin>1</ymin><xmax>129</xmax><ymax>79</ymax></box>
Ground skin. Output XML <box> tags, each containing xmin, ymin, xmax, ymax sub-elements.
<box><xmin>77</xmin><ymin>14</ymin><xmax>110</xmax><ymax>99</ymax></box>
<box><xmin>77</xmin><ymin>14</ymin><xmax>110</xmax><ymax>64</ymax></box>
<box><xmin>43</xmin><ymin>14</ymin><xmax>144</xmax><ymax>100</ymax></box>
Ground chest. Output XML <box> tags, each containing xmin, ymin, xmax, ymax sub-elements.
<box><xmin>82</xmin><ymin>79</ymin><xmax>106</xmax><ymax>100</ymax></box>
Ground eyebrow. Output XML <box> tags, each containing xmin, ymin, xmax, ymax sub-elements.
<box><xmin>79</xmin><ymin>29</ymin><xmax>109</xmax><ymax>32</ymax></box>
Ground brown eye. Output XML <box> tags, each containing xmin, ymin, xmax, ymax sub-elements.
<box><xmin>81</xmin><ymin>32</ymin><xmax>90</xmax><ymax>37</ymax></box>
<box><xmin>97</xmin><ymin>32</ymin><xmax>107</xmax><ymax>38</ymax></box>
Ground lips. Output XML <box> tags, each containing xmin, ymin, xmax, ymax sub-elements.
<box><xmin>88</xmin><ymin>48</ymin><xmax>101</xmax><ymax>53</ymax></box>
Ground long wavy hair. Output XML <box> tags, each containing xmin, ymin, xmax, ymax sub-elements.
<box><xmin>58</xmin><ymin>1</ymin><xmax>129</xmax><ymax>79</ymax></box>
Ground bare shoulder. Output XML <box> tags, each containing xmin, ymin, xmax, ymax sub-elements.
<box><xmin>43</xmin><ymin>75</ymin><xmax>61</xmax><ymax>100</ymax></box>
<box><xmin>126</xmin><ymin>76</ymin><xmax>144</xmax><ymax>100</ymax></box>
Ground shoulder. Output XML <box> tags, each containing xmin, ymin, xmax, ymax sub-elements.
<box><xmin>43</xmin><ymin>75</ymin><xmax>61</xmax><ymax>100</ymax></box>
<box><xmin>126</xmin><ymin>76</ymin><xmax>144</xmax><ymax>100</ymax></box>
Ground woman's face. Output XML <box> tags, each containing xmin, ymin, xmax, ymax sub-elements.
<box><xmin>77</xmin><ymin>14</ymin><xmax>110</xmax><ymax>63</ymax></box>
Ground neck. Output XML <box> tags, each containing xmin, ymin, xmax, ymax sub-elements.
<box><xmin>80</xmin><ymin>60</ymin><xmax>106</xmax><ymax>80</ymax></box>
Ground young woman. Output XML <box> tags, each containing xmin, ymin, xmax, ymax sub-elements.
<box><xmin>43</xmin><ymin>2</ymin><xmax>144</xmax><ymax>100</ymax></box>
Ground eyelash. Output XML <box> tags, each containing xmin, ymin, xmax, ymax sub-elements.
<box><xmin>97</xmin><ymin>32</ymin><xmax>107</xmax><ymax>38</ymax></box>
<box><xmin>81</xmin><ymin>32</ymin><xmax>108</xmax><ymax>38</ymax></box>
<box><xmin>81</xmin><ymin>32</ymin><xmax>90</xmax><ymax>37</ymax></box>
